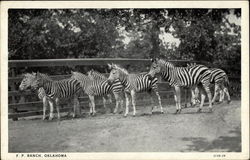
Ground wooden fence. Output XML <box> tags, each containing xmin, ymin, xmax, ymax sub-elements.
<box><xmin>8</xmin><ymin>58</ymin><xmax>239</xmax><ymax>120</ymax></box>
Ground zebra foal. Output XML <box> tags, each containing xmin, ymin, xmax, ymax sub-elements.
<box><xmin>148</xmin><ymin>58</ymin><xmax>213</xmax><ymax>113</ymax></box>
<box><xmin>31</xmin><ymin>72</ymin><xmax>82</xmax><ymax>120</ymax></box>
<box><xmin>19</xmin><ymin>73</ymin><xmax>49</xmax><ymax>120</ymax></box>
<box><xmin>107</xmin><ymin>63</ymin><xmax>164</xmax><ymax>117</ymax></box>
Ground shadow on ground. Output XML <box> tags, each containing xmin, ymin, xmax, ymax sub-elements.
<box><xmin>181</xmin><ymin>127</ymin><xmax>241</xmax><ymax>152</ymax></box>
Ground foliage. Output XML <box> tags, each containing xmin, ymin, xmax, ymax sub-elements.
<box><xmin>9</xmin><ymin>9</ymin><xmax>123</xmax><ymax>59</ymax></box>
<box><xmin>9</xmin><ymin>9</ymin><xmax>241</xmax><ymax>97</ymax></box>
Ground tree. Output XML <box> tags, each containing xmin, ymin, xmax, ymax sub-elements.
<box><xmin>8</xmin><ymin>9</ymin><xmax>124</xmax><ymax>60</ymax></box>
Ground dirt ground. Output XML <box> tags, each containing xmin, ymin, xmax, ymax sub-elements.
<box><xmin>9</xmin><ymin>100</ymin><xmax>241</xmax><ymax>152</ymax></box>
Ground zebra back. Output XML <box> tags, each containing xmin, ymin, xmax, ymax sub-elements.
<box><xmin>33</xmin><ymin>72</ymin><xmax>81</xmax><ymax>99</ymax></box>
<box><xmin>150</xmin><ymin>58</ymin><xmax>211</xmax><ymax>87</ymax></box>
<box><xmin>87</xmin><ymin>69</ymin><xmax>107</xmax><ymax>80</ymax></box>
<box><xmin>210</xmin><ymin>68</ymin><xmax>228</xmax><ymax>84</ymax></box>
<box><xmin>72</xmin><ymin>71</ymin><xmax>113</xmax><ymax>96</ymax></box>
<box><xmin>88</xmin><ymin>70</ymin><xmax>124</xmax><ymax>94</ymax></box>
<box><xmin>109</xmin><ymin>64</ymin><xmax>158</xmax><ymax>93</ymax></box>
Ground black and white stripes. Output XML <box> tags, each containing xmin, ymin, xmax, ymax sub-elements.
<box><xmin>149</xmin><ymin>58</ymin><xmax>212</xmax><ymax>113</ymax></box>
<box><xmin>31</xmin><ymin>72</ymin><xmax>81</xmax><ymax>120</ymax></box>
<box><xmin>107</xmin><ymin>64</ymin><xmax>163</xmax><ymax>117</ymax></box>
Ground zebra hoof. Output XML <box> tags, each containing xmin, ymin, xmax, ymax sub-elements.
<box><xmin>119</xmin><ymin>111</ymin><xmax>123</xmax><ymax>114</ymax></box>
<box><xmin>174</xmin><ymin>110</ymin><xmax>179</xmax><ymax>114</ymax></box>
<box><xmin>197</xmin><ymin>108</ymin><xmax>202</xmax><ymax>113</ymax></box>
<box><xmin>48</xmin><ymin>117</ymin><xmax>53</xmax><ymax>121</ymax></box>
<box><xmin>178</xmin><ymin>109</ymin><xmax>182</xmax><ymax>114</ymax></box>
<box><xmin>227</xmin><ymin>100</ymin><xmax>231</xmax><ymax>104</ymax></box>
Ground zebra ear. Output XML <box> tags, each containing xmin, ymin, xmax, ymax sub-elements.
<box><xmin>107</xmin><ymin>63</ymin><xmax>112</xmax><ymax>69</ymax></box>
<box><xmin>36</xmin><ymin>71</ymin><xmax>40</xmax><ymax>77</ymax></box>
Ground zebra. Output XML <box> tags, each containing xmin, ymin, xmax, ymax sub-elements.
<box><xmin>87</xmin><ymin>69</ymin><xmax>124</xmax><ymax>114</ymax></box>
<box><xmin>191</xmin><ymin>68</ymin><xmax>231</xmax><ymax>105</ymax></box>
<box><xmin>71</xmin><ymin>71</ymin><xmax>121</xmax><ymax>116</ymax></box>
<box><xmin>107</xmin><ymin>63</ymin><xmax>164</xmax><ymax>117</ymax></box>
<box><xmin>31</xmin><ymin>72</ymin><xmax>82</xmax><ymax>120</ymax></box>
<box><xmin>148</xmin><ymin>58</ymin><xmax>212</xmax><ymax>113</ymax></box>
<box><xmin>19</xmin><ymin>73</ymin><xmax>49</xmax><ymax>120</ymax></box>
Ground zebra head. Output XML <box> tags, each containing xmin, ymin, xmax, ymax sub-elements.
<box><xmin>19</xmin><ymin>72</ymin><xmax>36</xmax><ymax>91</ymax></box>
<box><xmin>87</xmin><ymin>69</ymin><xmax>94</xmax><ymax>76</ymax></box>
<box><xmin>148</xmin><ymin>58</ymin><xmax>164</xmax><ymax>77</ymax></box>
<box><xmin>31</xmin><ymin>72</ymin><xmax>49</xmax><ymax>90</ymax></box>
<box><xmin>87</xmin><ymin>69</ymin><xmax>95</xmax><ymax>79</ymax></box>
<box><xmin>107</xmin><ymin>63</ymin><xmax>127</xmax><ymax>84</ymax></box>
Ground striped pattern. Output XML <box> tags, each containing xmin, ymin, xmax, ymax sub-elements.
<box><xmin>149</xmin><ymin>58</ymin><xmax>212</xmax><ymax>113</ymax></box>
<box><xmin>19</xmin><ymin>73</ymin><xmax>49</xmax><ymax>120</ymax></box>
<box><xmin>72</xmin><ymin>71</ymin><xmax>120</xmax><ymax>115</ymax></box>
<box><xmin>107</xmin><ymin>64</ymin><xmax>163</xmax><ymax>117</ymax></box>
<box><xmin>205</xmin><ymin>68</ymin><xmax>231</xmax><ymax>104</ymax></box>
<box><xmin>87</xmin><ymin>69</ymin><xmax>123</xmax><ymax>95</ymax></box>
<box><xmin>210</xmin><ymin>68</ymin><xmax>229</xmax><ymax>85</ymax></box>
<box><xmin>32</xmin><ymin>72</ymin><xmax>81</xmax><ymax>120</ymax></box>
<box><xmin>87</xmin><ymin>70</ymin><xmax>124</xmax><ymax>113</ymax></box>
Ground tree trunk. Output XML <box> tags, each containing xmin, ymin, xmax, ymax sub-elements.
<box><xmin>149</xmin><ymin>21</ymin><xmax>160</xmax><ymax>58</ymax></box>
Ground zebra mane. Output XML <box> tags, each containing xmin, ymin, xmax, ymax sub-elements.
<box><xmin>37</xmin><ymin>72</ymin><xmax>52</xmax><ymax>80</ymax></box>
<box><xmin>87</xmin><ymin>69</ymin><xmax>107</xmax><ymax>79</ymax></box>
<box><xmin>156</xmin><ymin>58</ymin><xmax>175</xmax><ymax>68</ymax></box>
<box><xmin>112</xmin><ymin>64</ymin><xmax>129</xmax><ymax>75</ymax></box>
<box><xmin>23</xmin><ymin>73</ymin><xmax>35</xmax><ymax>78</ymax></box>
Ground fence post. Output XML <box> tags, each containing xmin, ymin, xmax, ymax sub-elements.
<box><xmin>10</xmin><ymin>68</ymin><xmax>18</xmax><ymax>121</ymax></box>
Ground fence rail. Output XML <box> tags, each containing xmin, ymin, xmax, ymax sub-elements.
<box><xmin>9</xmin><ymin>58</ymin><xmax>199</xmax><ymax>67</ymax></box>
<box><xmin>8</xmin><ymin>58</ymin><xmax>240</xmax><ymax>120</ymax></box>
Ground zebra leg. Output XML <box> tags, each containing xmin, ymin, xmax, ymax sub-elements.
<box><xmin>224</xmin><ymin>87</ymin><xmax>231</xmax><ymax>104</ymax></box>
<box><xmin>219</xmin><ymin>89</ymin><xmax>224</xmax><ymax>103</ymax></box>
<box><xmin>89</xmin><ymin>95</ymin><xmax>96</xmax><ymax>116</ymax></box>
<box><xmin>124</xmin><ymin>92</ymin><xmax>130</xmax><ymax>117</ymax></box>
<box><xmin>201</xmin><ymin>86</ymin><xmax>213</xmax><ymax>112</ymax></box>
<box><xmin>42</xmin><ymin>97</ymin><xmax>47</xmax><ymax>120</ymax></box>
<box><xmin>154</xmin><ymin>91</ymin><xmax>164</xmax><ymax>114</ymax></box>
<box><xmin>102</xmin><ymin>96</ymin><xmax>107</xmax><ymax>113</ymax></box>
<box><xmin>131</xmin><ymin>90</ymin><xmax>136</xmax><ymax>116</ymax></box>
<box><xmin>72</xmin><ymin>96</ymin><xmax>79</xmax><ymax>118</ymax></box>
<box><xmin>174</xmin><ymin>86</ymin><xmax>181</xmax><ymax>114</ymax></box>
<box><xmin>89</xmin><ymin>101</ymin><xmax>93</xmax><ymax>115</ymax></box>
<box><xmin>55</xmin><ymin>98</ymin><xmax>61</xmax><ymax>120</ymax></box>
<box><xmin>118</xmin><ymin>92</ymin><xmax>124</xmax><ymax>114</ymax></box>
<box><xmin>76</xmin><ymin>97</ymin><xmax>81</xmax><ymax>116</ymax></box>
<box><xmin>197</xmin><ymin>86</ymin><xmax>206</xmax><ymax>113</ymax></box>
<box><xmin>119</xmin><ymin>95</ymin><xmax>124</xmax><ymax>114</ymax></box>
<box><xmin>113</xmin><ymin>93</ymin><xmax>120</xmax><ymax>114</ymax></box>
<box><xmin>48</xmin><ymin>100</ymin><xmax>54</xmax><ymax>120</ymax></box>
<box><xmin>190</xmin><ymin>88</ymin><xmax>196</xmax><ymax>106</ymax></box>
<box><xmin>212</xmin><ymin>84</ymin><xmax>219</xmax><ymax>104</ymax></box>
<box><xmin>107</xmin><ymin>94</ymin><xmax>112</xmax><ymax>104</ymax></box>
<box><xmin>147</xmin><ymin>91</ymin><xmax>154</xmax><ymax>114</ymax></box>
